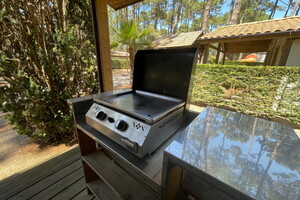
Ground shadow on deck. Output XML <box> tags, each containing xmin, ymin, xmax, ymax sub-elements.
<box><xmin>0</xmin><ymin>147</ymin><xmax>94</xmax><ymax>200</ymax></box>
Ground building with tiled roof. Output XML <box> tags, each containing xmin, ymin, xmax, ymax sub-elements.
<box><xmin>197</xmin><ymin>16</ymin><xmax>300</xmax><ymax>66</ymax></box>
<box><xmin>200</xmin><ymin>16</ymin><xmax>300</xmax><ymax>41</ymax></box>
<box><xmin>150</xmin><ymin>31</ymin><xmax>203</xmax><ymax>49</ymax></box>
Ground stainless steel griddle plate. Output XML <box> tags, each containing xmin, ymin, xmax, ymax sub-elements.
<box><xmin>94</xmin><ymin>90</ymin><xmax>184</xmax><ymax>124</ymax></box>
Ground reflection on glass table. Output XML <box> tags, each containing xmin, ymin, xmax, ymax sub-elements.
<box><xmin>164</xmin><ymin>106</ymin><xmax>300</xmax><ymax>200</ymax></box>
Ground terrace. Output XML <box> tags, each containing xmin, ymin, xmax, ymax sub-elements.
<box><xmin>1</xmin><ymin>0</ymin><xmax>299</xmax><ymax>200</ymax></box>
<box><xmin>0</xmin><ymin>147</ymin><xmax>95</xmax><ymax>200</ymax></box>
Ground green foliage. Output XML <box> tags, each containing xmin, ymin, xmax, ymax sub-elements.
<box><xmin>111</xmin><ymin>59</ymin><xmax>130</xmax><ymax>69</ymax></box>
<box><xmin>0</xmin><ymin>0</ymin><xmax>98</xmax><ymax>144</ymax></box>
<box><xmin>224</xmin><ymin>61</ymin><xmax>264</xmax><ymax>66</ymax></box>
<box><xmin>238</xmin><ymin>0</ymin><xmax>271</xmax><ymax>23</ymax></box>
<box><xmin>113</xmin><ymin>20</ymin><xmax>153</xmax><ymax>50</ymax></box>
<box><xmin>192</xmin><ymin>64</ymin><xmax>300</xmax><ymax>126</ymax></box>
<box><xmin>113</xmin><ymin>20</ymin><xmax>153</xmax><ymax>72</ymax></box>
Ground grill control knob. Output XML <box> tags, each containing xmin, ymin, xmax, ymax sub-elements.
<box><xmin>96</xmin><ymin>111</ymin><xmax>107</xmax><ymax>120</ymax></box>
<box><xmin>115</xmin><ymin>120</ymin><xmax>128</xmax><ymax>131</ymax></box>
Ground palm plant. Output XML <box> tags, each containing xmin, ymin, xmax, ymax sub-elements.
<box><xmin>113</xmin><ymin>20</ymin><xmax>152</xmax><ymax>79</ymax></box>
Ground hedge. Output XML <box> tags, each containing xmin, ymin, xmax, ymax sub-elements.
<box><xmin>192</xmin><ymin>64</ymin><xmax>300</xmax><ymax>126</ymax></box>
<box><xmin>224</xmin><ymin>60</ymin><xmax>264</xmax><ymax>66</ymax></box>
<box><xmin>111</xmin><ymin>59</ymin><xmax>130</xmax><ymax>69</ymax></box>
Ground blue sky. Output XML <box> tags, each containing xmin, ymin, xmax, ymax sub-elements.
<box><xmin>221</xmin><ymin>0</ymin><xmax>294</xmax><ymax>19</ymax></box>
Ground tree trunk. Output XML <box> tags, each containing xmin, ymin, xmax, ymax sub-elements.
<box><xmin>239</xmin><ymin>8</ymin><xmax>248</xmax><ymax>23</ymax></box>
<box><xmin>202</xmin><ymin>0</ymin><xmax>212</xmax><ymax>33</ymax></box>
<box><xmin>269</xmin><ymin>0</ymin><xmax>278</xmax><ymax>19</ymax></box>
<box><xmin>154</xmin><ymin>9</ymin><xmax>158</xmax><ymax>30</ymax></box>
<box><xmin>57</xmin><ymin>0</ymin><xmax>66</xmax><ymax>32</ymax></box>
<box><xmin>153</xmin><ymin>1</ymin><xmax>159</xmax><ymax>30</ymax></box>
<box><xmin>169</xmin><ymin>1</ymin><xmax>176</xmax><ymax>34</ymax></box>
<box><xmin>128</xmin><ymin>46</ymin><xmax>135</xmax><ymax>83</ymax></box>
<box><xmin>125</xmin><ymin>7</ymin><xmax>128</xmax><ymax>21</ymax></box>
<box><xmin>172</xmin><ymin>0</ymin><xmax>183</xmax><ymax>34</ymax></box>
<box><xmin>131</xmin><ymin>4</ymin><xmax>135</xmax><ymax>20</ymax></box>
<box><xmin>246</xmin><ymin>118</ymin><xmax>257</xmax><ymax>161</ymax></box>
<box><xmin>284</xmin><ymin>0</ymin><xmax>293</xmax><ymax>17</ymax></box>
<box><xmin>290</xmin><ymin>0</ymin><xmax>300</xmax><ymax>16</ymax></box>
<box><xmin>255</xmin><ymin>135</ymin><xmax>283</xmax><ymax>198</ymax></box>
<box><xmin>226</xmin><ymin>0</ymin><xmax>235</xmax><ymax>24</ymax></box>
<box><xmin>230</xmin><ymin>0</ymin><xmax>242</xmax><ymax>25</ymax></box>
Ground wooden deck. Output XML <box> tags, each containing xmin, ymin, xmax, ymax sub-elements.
<box><xmin>0</xmin><ymin>147</ymin><xmax>95</xmax><ymax>200</ymax></box>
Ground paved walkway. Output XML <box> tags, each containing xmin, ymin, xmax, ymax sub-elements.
<box><xmin>113</xmin><ymin>69</ymin><xmax>131</xmax><ymax>90</ymax></box>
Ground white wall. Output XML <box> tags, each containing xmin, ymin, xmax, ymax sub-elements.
<box><xmin>286</xmin><ymin>39</ymin><xmax>300</xmax><ymax>66</ymax></box>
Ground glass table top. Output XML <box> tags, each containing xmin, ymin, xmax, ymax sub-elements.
<box><xmin>165</xmin><ymin>106</ymin><xmax>300</xmax><ymax>200</ymax></box>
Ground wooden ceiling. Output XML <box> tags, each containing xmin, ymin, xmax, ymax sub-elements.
<box><xmin>107</xmin><ymin>0</ymin><xmax>144</xmax><ymax>10</ymax></box>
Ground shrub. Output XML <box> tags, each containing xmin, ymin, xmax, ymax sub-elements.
<box><xmin>224</xmin><ymin>60</ymin><xmax>264</xmax><ymax>66</ymax></box>
<box><xmin>0</xmin><ymin>0</ymin><xmax>99</xmax><ymax>144</ymax></box>
<box><xmin>111</xmin><ymin>59</ymin><xmax>130</xmax><ymax>69</ymax></box>
<box><xmin>192</xmin><ymin>64</ymin><xmax>300</xmax><ymax>126</ymax></box>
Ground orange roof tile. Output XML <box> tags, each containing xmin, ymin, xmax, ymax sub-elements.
<box><xmin>200</xmin><ymin>16</ymin><xmax>300</xmax><ymax>40</ymax></box>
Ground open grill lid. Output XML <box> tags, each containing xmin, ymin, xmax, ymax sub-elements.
<box><xmin>132</xmin><ymin>48</ymin><xmax>198</xmax><ymax>102</ymax></box>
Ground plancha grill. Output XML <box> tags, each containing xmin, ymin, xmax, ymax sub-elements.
<box><xmin>86</xmin><ymin>48</ymin><xmax>198</xmax><ymax>157</ymax></box>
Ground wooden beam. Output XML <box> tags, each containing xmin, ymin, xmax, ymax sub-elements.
<box><xmin>209</xmin><ymin>44</ymin><xmax>225</xmax><ymax>53</ymax></box>
<box><xmin>91</xmin><ymin>0</ymin><xmax>113</xmax><ymax>92</ymax></box>
<box><xmin>224</xmin><ymin>40</ymin><xmax>272</xmax><ymax>53</ymax></box>
<box><xmin>198</xmin><ymin>32</ymin><xmax>300</xmax><ymax>44</ymax></box>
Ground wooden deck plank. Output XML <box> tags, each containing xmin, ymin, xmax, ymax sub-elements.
<box><xmin>8</xmin><ymin>159</ymin><xmax>82</xmax><ymax>200</ymax></box>
<box><xmin>72</xmin><ymin>188</ymin><xmax>94</xmax><ymax>200</ymax></box>
<box><xmin>29</xmin><ymin>168</ymin><xmax>83</xmax><ymax>200</ymax></box>
<box><xmin>87</xmin><ymin>179</ymin><xmax>121</xmax><ymax>200</ymax></box>
<box><xmin>0</xmin><ymin>147</ymin><xmax>80</xmax><ymax>200</ymax></box>
<box><xmin>83</xmin><ymin>152</ymin><xmax>158</xmax><ymax>200</ymax></box>
<box><xmin>51</xmin><ymin>177</ymin><xmax>86</xmax><ymax>200</ymax></box>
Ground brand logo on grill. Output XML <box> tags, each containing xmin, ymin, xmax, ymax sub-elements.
<box><xmin>93</xmin><ymin>105</ymin><xmax>100</xmax><ymax>111</ymax></box>
<box><xmin>159</xmin><ymin>114</ymin><xmax>180</xmax><ymax>129</ymax></box>
<box><xmin>133</xmin><ymin>122</ymin><xmax>144</xmax><ymax>131</ymax></box>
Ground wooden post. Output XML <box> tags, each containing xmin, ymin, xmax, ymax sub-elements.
<box><xmin>215</xmin><ymin>43</ymin><xmax>221</xmax><ymax>64</ymax></box>
<box><xmin>201</xmin><ymin>45</ymin><xmax>209</xmax><ymax>64</ymax></box>
<box><xmin>273</xmin><ymin>38</ymin><xmax>287</xmax><ymax>66</ymax></box>
<box><xmin>265</xmin><ymin>39</ymin><xmax>276</xmax><ymax>66</ymax></box>
<box><xmin>198</xmin><ymin>48</ymin><xmax>204</xmax><ymax>63</ymax></box>
<box><xmin>91</xmin><ymin>0</ymin><xmax>113</xmax><ymax>92</ymax></box>
<box><xmin>222</xmin><ymin>51</ymin><xmax>226</xmax><ymax>65</ymax></box>
<box><xmin>264</xmin><ymin>52</ymin><xmax>269</xmax><ymax>66</ymax></box>
<box><xmin>221</xmin><ymin>43</ymin><xmax>226</xmax><ymax>65</ymax></box>
<box><xmin>278</xmin><ymin>39</ymin><xmax>294</xmax><ymax>66</ymax></box>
